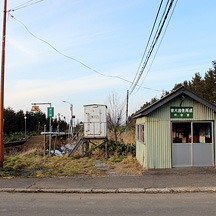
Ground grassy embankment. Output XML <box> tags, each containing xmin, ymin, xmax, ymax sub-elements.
<box><xmin>0</xmin><ymin>129</ymin><xmax>143</xmax><ymax>178</ymax></box>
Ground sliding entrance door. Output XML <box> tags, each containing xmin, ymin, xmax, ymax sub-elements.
<box><xmin>172</xmin><ymin>122</ymin><xmax>213</xmax><ymax>167</ymax></box>
<box><xmin>193</xmin><ymin>122</ymin><xmax>213</xmax><ymax>166</ymax></box>
<box><xmin>172</xmin><ymin>122</ymin><xmax>192</xmax><ymax>167</ymax></box>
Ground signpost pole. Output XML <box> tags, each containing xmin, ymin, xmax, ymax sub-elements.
<box><xmin>44</xmin><ymin>125</ymin><xmax>46</xmax><ymax>157</ymax></box>
<box><xmin>32</xmin><ymin>103</ymin><xmax>53</xmax><ymax>156</ymax></box>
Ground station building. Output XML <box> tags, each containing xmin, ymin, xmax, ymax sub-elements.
<box><xmin>134</xmin><ymin>86</ymin><xmax>216</xmax><ymax>168</ymax></box>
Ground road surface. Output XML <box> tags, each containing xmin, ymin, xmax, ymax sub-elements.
<box><xmin>0</xmin><ymin>192</ymin><xmax>215</xmax><ymax>216</ymax></box>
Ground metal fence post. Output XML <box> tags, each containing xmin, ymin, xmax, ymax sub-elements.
<box><xmin>44</xmin><ymin>125</ymin><xmax>46</xmax><ymax>157</ymax></box>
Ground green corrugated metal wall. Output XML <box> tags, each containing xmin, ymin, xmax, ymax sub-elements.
<box><xmin>136</xmin><ymin>95</ymin><xmax>215</xmax><ymax>169</ymax></box>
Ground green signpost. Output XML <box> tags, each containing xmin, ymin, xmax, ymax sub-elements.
<box><xmin>47</xmin><ymin>107</ymin><xmax>54</xmax><ymax>118</ymax></box>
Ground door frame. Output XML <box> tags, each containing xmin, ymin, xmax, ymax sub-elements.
<box><xmin>171</xmin><ymin>121</ymin><xmax>214</xmax><ymax>167</ymax></box>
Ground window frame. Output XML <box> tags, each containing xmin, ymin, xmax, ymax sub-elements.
<box><xmin>136</xmin><ymin>123</ymin><xmax>145</xmax><ymax>143</ymax></box>
<box><xmin>193</xmin><ymin>122</ymin><xmax>212</xmax><ymax>144</ymax></box>
<box><xmin>171</xmin><ymin>121</ymin><xmax>213</xmax><ymax>144</ymax></box>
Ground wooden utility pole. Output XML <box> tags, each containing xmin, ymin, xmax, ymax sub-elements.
<box><xmin>0</xmin><ymin>0</ymin><xmax>7</xmax><ymax>168</ymax></box>
<box><xmin>126</xmin><ymin>90</ymin><xmax>129</xmax><ymax>134</ymax></box>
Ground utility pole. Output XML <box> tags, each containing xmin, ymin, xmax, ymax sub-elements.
<box><xmin>126</xmin><ymin>90</ymin><xmax>129</xmax><ymax>134</ymax></box>
<box><xmin>70</xmin><ymin>103</ymin><xmax>73</xmax><ymax>138</ymax></box>
<box><xmin>62</xmin><ymin>101</ymin><xmax>73</xmax><ymax>138</ymax></box>
<box><xmin>0</xmin><ymin>0</ymin><xmax>7</xmax><ymax>168</ymax></box>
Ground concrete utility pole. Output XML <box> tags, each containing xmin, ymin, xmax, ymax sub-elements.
<box><xmin>62</xmin><ymin>101</ymin><xmax>73</xmax><ymax>138</ymax></box>
<box><xmin>126</xmin><ymin>90</ymin><xmax>129</xmax><ymax>134</ymax></box>
<box><xmin>70</xmin><ymin>103</ymin><xmax>73</xmax><ymax>137</ymax></box>
<box><xmin>0</xmin><ymin>0</ymin><xmax>7</xmax><ymax>168</ymax></box>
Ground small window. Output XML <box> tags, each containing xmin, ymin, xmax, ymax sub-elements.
<box><xmin>136</xmin><ymin>124</ymin><xmax>145</xmax><ymax>143</ymax></box>
<box><xmin>136</xmin><ymin>124</ymin><xmax>140</xmax><ymax>140</ymax></box>
<box><xmin>140</xmin><ymin>124</ymin><xmax>144</xmax><ymax>142</ymax></box>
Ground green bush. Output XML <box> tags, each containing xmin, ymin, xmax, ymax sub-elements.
<box><xmin>99</xmin><ymin>139</ymin><xmax>135</xmax><ymax>157</ymax></box>
<box><xmin>3</xmin><ymin>131</ymin><xmax>37</xmax><ymax>143</ymax></box>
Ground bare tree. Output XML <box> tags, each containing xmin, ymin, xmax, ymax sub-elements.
<box><xmin>106</xmin><ymin>91</ymin><xmax>124</xmax><ymax>142</ymax></box>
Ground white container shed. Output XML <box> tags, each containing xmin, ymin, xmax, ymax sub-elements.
<box><xmin>83</xmin><ymin>104</ymin><xmax>107</xmax><ymax>138</ymax></box>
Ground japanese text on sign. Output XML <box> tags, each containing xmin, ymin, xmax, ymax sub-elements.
<box><xmin>47</xmin><ymin>107</ymin><xmax>54</xmax><ymax>118</ymax></box>
<box><xmin>170</xmin><ymin>107</ymin><xmax>193</xmax><ymax>118</ymax></box>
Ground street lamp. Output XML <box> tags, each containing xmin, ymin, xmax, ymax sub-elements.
<box><xmin>24</xmin><ymin>115</ymin><xmax>27</xmax><ymax>139</ymax></box>
<box><xmin>62</xmin><ymin>101</ymin><xmax>73</xmax><ymax>138</ymax></box>
<box><xmin>38</xmin><ymin>122</ymin><xmax>40</xmax><ymax>135</ymax></box>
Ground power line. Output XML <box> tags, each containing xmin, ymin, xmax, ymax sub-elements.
<box><xmin>141</xmin><ymin>0</ymin><xmax>178</xmax><ymax>84</ymax></box>
<box><xmin>129</xmin><ymin>0</ymin><xmax>170</xmax><ymax>93</ymax></box>
<box><xmin>8</xmin><ymin>13</ymin><xmax>163</xmax><ymax>93</ymax></box>
<box><xmin>129</xmin><ymin>0</ymin><xmax>176</xmax><ymax>95</ymax></box>
<box><xmin>14</xmin><ymin>0</ymin><xmax>37</xmax><ymax>9</ymax></box>
<box><xmin>130</xmin><ymin>0</ymin><xmax>174</xmax><ymax>94</ymax></box>
<box><xmin>9</xmin><ymin>0</ymin><xmax>44</xmax><ymax>12</ymax></box>
<box><xmin>133</xmin><ymin>0</ymin><xmax>178</xmax><ymax>96</ymax></box>
<box><xmin>129</xmin><ymin>0</ymin><xmax>164</xmax><ymax>90</ymax></box>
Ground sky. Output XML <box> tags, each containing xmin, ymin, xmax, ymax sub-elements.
<box><xmin>0</xmin><ymin>0</ymin><xmax>216</xmax><ymax>124</ymax></box>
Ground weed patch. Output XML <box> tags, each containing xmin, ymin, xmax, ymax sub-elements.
<box><xmin>0</xmin><ymin>149</ymin><xmax>103</xmax><ymax>178</ymax></box>
<box><xmin>0</xmin><ymin>130</ymin><xmax>144</xmax><ymax>178</ymax></box>
<box><xmin>107</xmin><ymin>154</ymin><xmax>144</xmax><ymax>175</ymax></box>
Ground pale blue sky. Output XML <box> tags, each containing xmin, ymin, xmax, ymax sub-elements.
<box><xmin>0</xmin><ymin>0</ymin><xmax>216</xmax><ymax>122</ymax></box>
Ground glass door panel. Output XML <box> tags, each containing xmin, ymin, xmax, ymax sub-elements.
<box><xmin>193</xmin><ymin>123</ymin><xmax>212</xmax><ymax>143</ymax></box>
<box><xmin>193</xmin><ymin>122</ymin><xmax>213</xmax><ymax>166</ymax></box>
<box><xmin>172</xmin><ymin>122</ymin><xmax>192</xmax><ymax>167</ymax></box>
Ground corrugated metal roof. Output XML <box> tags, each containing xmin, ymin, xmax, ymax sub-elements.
<box><xmin>134</xmin><ymin>86</ymin><xmax>216</xmax><ymax>118</ymax></box>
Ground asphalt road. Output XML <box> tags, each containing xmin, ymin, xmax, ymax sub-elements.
<box><xmin>1</xmin><ymin>192</ymin><xmax>216</xmax><ymax>216</ymax></box>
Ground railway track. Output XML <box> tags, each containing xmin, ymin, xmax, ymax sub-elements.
<box><xmin>4</xmin><ymin>134</ymin><xmax>70</xmax><ymax>148</ymax></box>
<box><xmin>4</xmin><ymin>140</ymin><xmax>26</xmax><ymax>147</ymax></box>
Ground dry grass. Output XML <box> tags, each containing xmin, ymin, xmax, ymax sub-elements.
<box><xmin>0</xmin><ymin>148</ymin><xmax>104</xmax><ymax>178</ymax></box>
<box><xmin>118</xmin><ymin>155</ymin><xmax>144</xmax><ymax>175</ymax></box>
<box><xmin>0</xmin><ymin>148</ymin><xmax>143</xmax><ymax>178</ymax></box>
<box><xmin>108</xmin><ymin>129</ymin><xmax>135</xmax><ymax>144</ymax></box>
<box><xmin>0</xmin><ymin>128</ymin><xmax>143</xmax><ymax>178</ymax></box>
<box><xmin>16</xmin><ymin>148</ymin><xmax>39</xmax><ymax>157</ymax></box>
<box><xmin>106</xmin><ymin>154</ymin><xmax>144</xmax><ymax>176</ymax></box>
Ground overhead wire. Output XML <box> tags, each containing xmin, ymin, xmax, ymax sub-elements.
<box><xmin>9</xmin><ymin>0</ymin><xmax>44</xmax><ymax>12</ymax></box>
<box><xmin>129</xmin><ymin>0</ymin><xmax>170</xmax><ymax>93</ymax></box>
<box><xmin>5</xmin><ymin>1</ymin><xmax>178</xmax><ymax>128</ymax></box>
<box><xmin>140</xmin><ymin>0</ymin><xmax>177</xmax><ymax>85</ymax></box>
<box><xmin>130</xmin><ymin>0</ymin><xmax>174</xmax><ymax>94</ymax></box>
<box><xmin>129</xmin><ymin>0</ymin><xmax>175</xmax><ymax>95</ymax></box>
<box><xmin>8</xmin><ymin>13</ymin><xmax>163</xmax><ymax>93</ymax></box>
<box><xmin>133</xmin><ymin>0</ymin><xmax>178</xmax><ymax>96</ymax></box>
<box><xmin>7</xmin><ymin>1</ymin><xmax>169</xmax><ymax>125</ymax></box>
<box><xmin>129</xmin><ymin>0</ymin><xmax>164</xmax><ymax>90</ymax></box>
<box><xmin>14</xmin><ymin>0</ymin><xmax>37</xmax><ymax>9</ymax></box>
